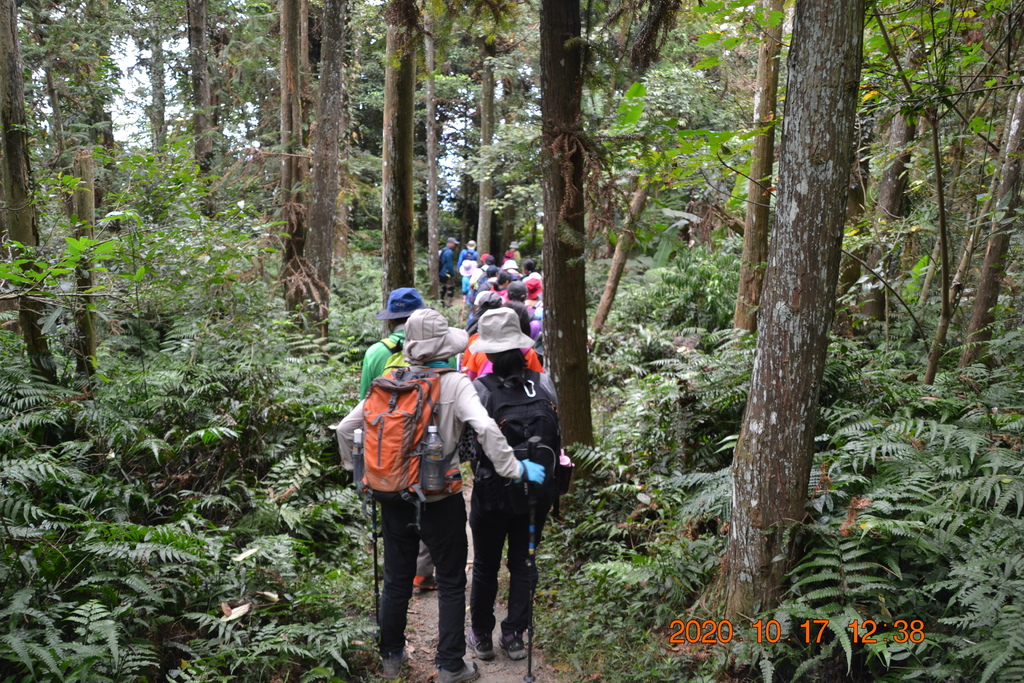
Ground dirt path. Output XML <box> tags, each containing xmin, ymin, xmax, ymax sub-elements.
<box><xmin>399</xmin><ymin>488</ymin><xmax>556</xmax><ymax>682</ymax></box>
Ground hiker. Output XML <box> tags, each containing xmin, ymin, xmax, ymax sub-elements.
<box><xmin>462</xmin><ymin>302</ymin><xmax>543</xmax><ymax>380</ymax></box>
<box><xmin>358</xmin><ymin>288</ymin><xmax>439</xmax><ymax>592</ymax></box>
<box><xmin>504</xmin><ymin>241</ymin><xmax>521</xmax><ymax>263</ymax></box>
<box><xmin>358</xmin><ymin>287</ymin><xmax>426</xmax><ymax>400</ymax></box>
<box><xmin>465</xmin><ymin>307</ymin><xmax>560</xmax><ymax>663</ymax></box>
<box><xmin>524</xmin><ymin>277</ymin><xmax>543</xmax><ymax>309</ymax></box>
<box><xmin>502</xmin><ymin>259</ymin><xmax>521</xmax><ymax>279</ymax></box>
<box><xmin>466</xmin><ymin>290</ymin><xmax>504</xmax><ymax>337</ymax></box>
<box><xmin>493</xmin><ymin>270</ymin><xmax>513</xmax><ymax>302</ymax></box>
<box><xmin>521</xmin><ymin>258</ymin><xmax>541</xmax><ymax>284</ymax></box>
<box><xmin>459</xmin><ymin>258</ymin><xmax>478</xmax><ymax>306</ymax></box>
<box><xmin>337</xmin><ymin>308</ymin><xmax>546</xmax><ymax>683</ymax></box>
<box><xmin>457</xmin><ymin>240</ymin><xmax>479</xmax><ymax>270</ymax></box>
<box><xmin>439</xmin><ymin>237</ymin><xmax>459</xmax><ymax>306</ymax></box>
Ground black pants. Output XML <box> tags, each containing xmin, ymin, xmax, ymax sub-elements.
<box><xmin>439</xmin><ymin>274</ymin><xmax>455</xmax><ymax>304</ymax></box>
<box><xmin>468</xmin><ymin>492</ymin><xmax>550</xmax><ymax>638</ymax></box>
<box><xmin>379</xmin><ymin>494</ymin><xmax>468</xmax><ymax>671</ymax></box>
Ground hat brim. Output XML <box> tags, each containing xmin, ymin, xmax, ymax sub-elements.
<box><xmin>375</xmin><ymin>308</ymin><xmax>418</xmax><ymax>320</ymax></box>
<box><xmin>470</xmin><ymin>331</ymin><xmax>536</xmax><ymax>354</ymax></box>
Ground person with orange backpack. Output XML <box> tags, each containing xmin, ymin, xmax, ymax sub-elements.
<box><xmin>337</xmin><ymin>308</ymin><xmax>546</xmax><ymax>683</ymax></box>
<box><xmin>358</xmin><ymin>287</ymin><xmax>440</xmax><ymax>592</ymax></box>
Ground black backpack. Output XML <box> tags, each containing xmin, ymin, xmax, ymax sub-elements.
<box><xmin>471</xmin><ymin>370</ymin><xmax>562</xmax><ymax>516</ymax></box>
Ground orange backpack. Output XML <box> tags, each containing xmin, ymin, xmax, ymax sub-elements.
<box><xmin>361</xmin><ymin>367</ymin><xmax>462</xmax><ymax>503</ymax></box>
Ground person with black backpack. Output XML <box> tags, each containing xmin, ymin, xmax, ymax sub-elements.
<box><xmin>464</xmin><ymin>307</ymin><xmax>561</xmax><ymax>664</ymax></box>
<box><xmin>336</xmin><ymin>308</ymin><xmax>546</xmax><ymax>683</ymax></box>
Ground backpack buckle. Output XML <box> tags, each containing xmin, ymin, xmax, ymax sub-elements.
<box><xmin>524</xmin><ymin>380</ymin><xmax>536</xmax><ymax>398</ymax></box>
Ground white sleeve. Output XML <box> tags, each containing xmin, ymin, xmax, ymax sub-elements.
<box><xmin>335</xmin><ymin>401</ymin><xmax>365</xmax><ymax>471</ymax></box>
<box><xmin>452</xmin><ymin>375</ymin><xmax>522</xmax><ymax>480</ymax></box>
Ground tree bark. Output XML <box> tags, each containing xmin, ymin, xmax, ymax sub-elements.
<box><xmin>959</xmin><ymin>85</ymin><xmax>1024</xmax><ymax>368</ymax></box>
<box><xmin>72</xmin><ymin>150</ymin><xmax>97</xmax><ymax>379</ymax></box>
<box><xmin>45</xmin><ymin>68</ymin><xmax>66</xmax><ymax>160</ymax></box>
<box><xmin>425</xmin><ymin>10</ymin><xmax>440</xmax><ymax>299</ymax></box>
<box><xmin>1</xmin><ymin>0</ymin><xmax>57</xmax><ymax>383</ymax></box>
<box><xmin>923</xmin><ymin>112</ymin><xmax>952</xmax><ymax>385</ymax></box>
<box><xmin>860</xmin><ymin>112</ymin><xmax>915</xmax><ymax>320</ymax></box>
<box><xmin>149</xmin><ymin>9</ymin><xmax>166</xmax><ymax>152</ymax></box>
<box><xmin>281</xmin><ymin>0</ymin><xmax>315</xmax><ymax>317</ymax></box>
<box><xmin>380</xmin><ymin>0</ymin><xmax>418</xmax><ymax>306</ymax></box>
<box><xmin>476</xmin><ymin>37</ymin><xmax>496</xmax><ymax>257</ymax></box>
<box><xmin>734</xmin><ymin>0</ymin><xmax>785</xmax><ymax>333</ymax></box>
<box><xmin>540</xmin><ymin>0</ymin><xmax>594</xmax><ymax>452</ymax></box>
<box><xmin>591</xmin><ymin>186</ymin><xmax>649</xmax><ymax>333</ymax></box>
<box><xmin>187</xmin><ymin>0</ymin><xmax>213</xmax><ymax>172</ymax></box>
<box><xmin>725</xmin><ymin>0</ymin><xmax>864</xmax><ymax>620</ymax></box>
<box><xmin>307</xmin><ymin>0</ymin><xmax>348</xmax><ymax>334</ymax></box>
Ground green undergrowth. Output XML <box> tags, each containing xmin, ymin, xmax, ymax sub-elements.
<box><xmin>544</xmin><ymin>265</ymin><xmax>1024</xmax><ymax>681</ymax></box>
<box><xmin>0</xmin><ymin>209</ymin><xmax>390</xmax><ymax>680</ymax></box>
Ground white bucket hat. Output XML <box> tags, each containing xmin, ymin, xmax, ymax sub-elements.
<box><xmin>469</xmin><ymin>308</ymin><xmax>535</xmax><ymax>354</ymax></box>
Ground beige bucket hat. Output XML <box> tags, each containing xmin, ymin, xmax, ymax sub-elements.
<box><xmin>469</xmin><ymin>308</ymin><xmax>535</xmax><ymax>354</ymax></box>
<box><xmin>403</xmin><ymin>308</ymin><xmax>468</xmax><ymax>363</ymax></box>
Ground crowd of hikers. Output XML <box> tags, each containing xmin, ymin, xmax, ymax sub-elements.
<box><xmin>336</xmin><ymin>239</ymin><xmax>563</xmax><ymax>683</ymax></box>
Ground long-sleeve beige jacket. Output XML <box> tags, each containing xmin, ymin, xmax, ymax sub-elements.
<box><xmin>336</xmin><ymin>368</ymin><xmax>523</xmax><ymax>502</ymax></box>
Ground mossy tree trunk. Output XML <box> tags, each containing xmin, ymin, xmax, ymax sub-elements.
<box><xmin>307</xmin><ymin>0</ymin><xmax>349</xmax><ymax>335</ymax></box>
<box><xmin>726</xmin><ymin>0</ymin><xmax>864</xmax><ymax>620</ymax></box>
<box><xmin>733</xmin><ymin>0</ymin><xmax>785</xmax><ymax>333</ymax></box>
<box><xmin>380</xmin><ymin>0</ymin><xmax>418</xmax><ymax>307</ymax></box>
<box><xmin>539</xmin><ymin>0</ymin><xmax>594</xmax><ymax>454</ymax></box>
<box><xmin>1</xmin><ymin>0</ymin><xmax>57</xmax><ymax>383</ymax></box>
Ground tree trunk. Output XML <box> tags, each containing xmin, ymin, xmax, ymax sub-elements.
<box><xmin>959</xmin><ymin>85</ymin><xmax>1024</xmax><ymax>368</ymax></box>
<box><xmin>1</xmin><ymin>0</ymin><xmax>57</xmax><ymax>383</ymax></box>
<box><xmin>380</xmin><ymin>0</ymin><xmax>418</xmax><ymax>306</ymax></box>
<box><xmin>72</xmin><ymin>150</ymin><xmax>97</xmax><ymax>379</ymax></box>
<box><xmin>734</xmin><ymin>0</ymin><xmax>784</xmax><ymax>333</ymax></box>
<box><xmin>307</xmin><ymin>0</ymin><xmax>348</xmax><ymax>334</ymax></box>
<box><xmin>861</xmin><ymin>112</ymin><xmax>915</xmax><ymax>320</ymax></box>
<box><xmin>591</xmin><ymin>187</ymin><xmax>649</xmax><ymax>333</ymax></box>
<box><xmin>45</xmin><ymin>68</ymin><xmax>66</xmax><ymax>160</ymax></box>
<box><xmin>149</xmin><ymin>11</ymin><xmax>166</xmax><ymax>152</ymax></box>
<box><xmin>540</xmin><ymin>0</ymin><xmax>594</xmax><ymax>452</ymax></box>
<box><xmin>476</xmin><ymin>37</ymin><xmax>496</xmax><ymax>257</ymax></box>
<box><xmin>923</xmin><ymin>112</ymin><xmax>952</xmax><ymax>385</ymax></box>
<box><xmin>335</xmin><ymin>3</ymin><xmax>353</xmax><ymax>271</ymax></box>
<box><xmin>725</xmin><ymin>0</ymin><xmax>864</xmax><ymax>619</ymax></box>
<box><xmin>281</xmin><ymin>0</ymin><xmax>315</xmax><ymax>318</ymax></box>
<box><xmin>425</xmin><ymin>10</ymin><xmax>440</xmax><ymax>299</ymax></box>
<box><xmin>187</xmin><ymin>0</ymin><xmax>212</xmax><ymax>172</ymax></box>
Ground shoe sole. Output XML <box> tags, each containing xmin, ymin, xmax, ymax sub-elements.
<box><xmin>501</xmin><ymin>646</ymin><xmax>527</xmax><ymax>661</ymax></box>
<box><xmin>471</xmin><ymin>647</ymin><xmax>495</xmax><ymax>661</ymax></box>
<box><xmin>440</xmin><ymin>665</ymin><xmax>481</xmax><ymax>683</ymax></box>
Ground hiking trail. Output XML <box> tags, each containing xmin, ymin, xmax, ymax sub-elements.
<box><xmin>398</xmin><ymin>487</ymin><xmax>556</xmax><ymax>682</ymax></box>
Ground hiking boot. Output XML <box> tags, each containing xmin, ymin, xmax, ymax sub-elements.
<box><xmin>413</xmin><ymin>574</ymin><xmax>438</xmax><ymax>591</ymax></box>
<box><xmin>499</xmin><ymin>631</ymin><xmax>526</xmax><ymax>661</ymax></box>
<box><xmin>380</xmin><ymin>649</ymin><xmax>407</xmax><ymax>679</ymax></box>
<box><xmin>466</xmin><ymin>629</ymin><xmax>495</xmax><ymax>661</ymax></box>
<box><xmin>437</xmin><ymin>661</ymin><xmax>480</xmax><ymax>683</ymax></box>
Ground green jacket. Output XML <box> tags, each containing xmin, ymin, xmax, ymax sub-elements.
<box><xmin>359</xmin><ymin>327</ymin><xmax>459</xmax><ymax>399</ymax></box>
<box><xmin>359</xmin><ymin>329</ymin><xmax>406</xmax><ymax>399</ymax></box>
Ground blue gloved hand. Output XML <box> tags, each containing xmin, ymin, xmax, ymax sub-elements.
<box><xmin>519</xmin><ymin>460</ymin><xmax>546</xmax><ymax>485</ymax></box>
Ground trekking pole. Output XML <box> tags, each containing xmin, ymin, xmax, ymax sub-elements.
<box><xmin>371</xmin><ymin>497</ymin><xmax>381</xmax><ymax>641</ymax></box>
<box><xmin>523</xmin><ymin>436</ymin><xmax>542</xmax><ymax>683</ymax></box>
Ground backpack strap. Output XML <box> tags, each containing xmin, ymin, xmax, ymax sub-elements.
<box><xmin>380</xmin><ymin>336</ymin><xmax>403</xmax><ymax>353</ymax></box>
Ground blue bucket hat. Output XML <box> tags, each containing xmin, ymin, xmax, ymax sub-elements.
<box><xmin>375</xmin><ymin>287</ymin><xmax>426</xmax><ymax>320</ymax></box>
